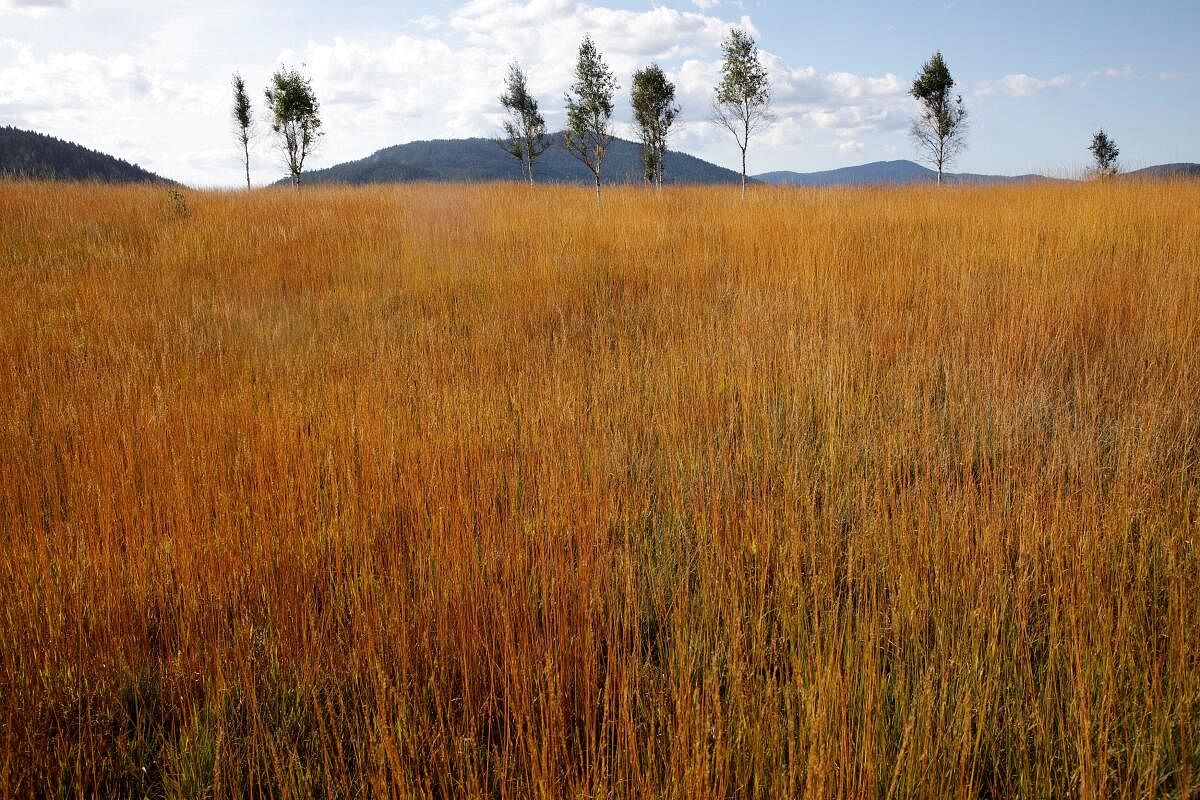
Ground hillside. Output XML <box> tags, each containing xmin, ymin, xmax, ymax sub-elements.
<box><xmin>755</xmin><ymin>159</ymin><xmax>1053</xmax><ymax>186</ymax></box>
<box><xmin>295</xmin><ymin>134</ymin><xmax>747</xmax><ymax>186</ymax></box>
<box><xmin>758</xmin><ymin>159</ymin><xmax>1200</xmax><ymax>186</ymax></box>
<box><xmin>1124</xmin><ymin>163</ymin><xmax>1200</xmax><ymax>179</ymax></box>
<box><xmin>0</xmin><ymin>126</ymin><xmax>169</xmax><ymax>183</ymax></box>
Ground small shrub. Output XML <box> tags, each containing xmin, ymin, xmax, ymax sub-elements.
<box><xmin>164</xmin><ymin>187</ymin><xmax>188</xmax><ymax>219</ymax></box>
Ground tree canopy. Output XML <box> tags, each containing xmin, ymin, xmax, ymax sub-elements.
<box><xmin>499</xmin><ymin>62</ymin><xmax>551</xmax><ymax>186</ymax></box>
<box><xmin>264</xmin><ymin>65</ymin><xmax>322</xmax><ymax>187</ymax></box>
<box><xmin>563</xmin><ymin>36</ymin><xmax>618</xmax><ymax>204</ymax></box>
<box><xmin>712</xmin><ymin>28</ymin><xmax>771</xmax><ymax>196</ymax></box>
<box><xmin>910</xmin><ymin>51</ymin><xmax>968</xmax><ymax>184</ymax></box>
<box><xmin>1089</xmin><ymin>129</ymin><xmax>1120</xmax><ymax>176</ymax></box>
<box><xmin>631</xmin><ymin>64</ymin><xmax>680</xmax><ymax>186</ymax></box>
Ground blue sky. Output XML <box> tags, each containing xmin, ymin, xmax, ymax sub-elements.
<box><xmin>1</xmin><ymin>0</ymin><xmax>1195</xmax><ymax>186</ymax></box>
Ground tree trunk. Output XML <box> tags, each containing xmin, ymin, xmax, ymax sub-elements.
<box><xmin>936</xmin><ymin>165</ymin><xmax>943</xmax><ymax>186</ymax></box>
<box><xmin>243</xmin><ymin>142</ymin><xmax>251</xmax><ymax>190</ymax></box>
<box><xmin>741</xmin><ymin>148</ymin><xmax>747</xmax><ymax>198</ymax></box>
<box><xmin>594</xmin><ymin>173</ymin><xmax>601</xmax><ymax>207</ymax></box>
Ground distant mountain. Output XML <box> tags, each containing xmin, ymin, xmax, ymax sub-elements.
<box><xmin>1124</xmin><ymin>163</ymin><xmax>1200</xmax><ymax>179</ymax></box>
<box><xmin>0</xmin><ymin>126</ymin><xmax>169</xmax><ymax>183</ymax></box>
<box><xmin>755</xmin><ymin>160</ymin><xmax>1054</xmax><ymax>187</ymax></box>
<box><xmin>757</xmin><ymin>159</ymin><xmax>1200</xmax><ymax>187</ymax></box>
<box><xmin>294</xmin><ymin>134</ymin><xmax>747</xmax><ymax>186</ymax></box>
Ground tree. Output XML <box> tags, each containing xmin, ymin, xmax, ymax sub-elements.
<box><xmin>264</xmin><ymin>65</ymin><xmax>322</xmax><ymax>188</ymax></box>
<box><xmin>631</xmin><ymin>64</ymin><xmax>680</xmax><ymax>187</ymax></box>
<box><xmin>910</xmin><ymin>51</ymin><xmax>967</xmax><ymax>185</ymax></box>
<box><xmin>563</xmin><ymin>36</ymin><xmax>618</xmax><ymax>206</ymax></box>
<box><xmin>713</xmin><ymin>28</ymin><xmax>771</xmax><ymax>197</ymax></box>
<box><xmin>232</xmin><ymin>73</ymin><xmax>253</xmax><ymax>190</ymax></box>
<box><xmin>1089</xmin><ymin>129</ymin><xmax>1120</xmax><ymax>177</ymax></box>
<box><xmin>498</xmin><ymin>62</ymin><xmax>550</xmax><ymax>186</ymax></box>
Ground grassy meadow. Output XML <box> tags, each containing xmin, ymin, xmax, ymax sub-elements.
<box><xmin>1</xmin><ymin>179</ymin><xmax>1198</xmax><ymax>798</ymax></box>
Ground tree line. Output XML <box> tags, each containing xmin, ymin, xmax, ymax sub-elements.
<box><xmin>233</xmin><ymin>29</ymin><xmax>1122</xmax><ymax>195</ymax></box>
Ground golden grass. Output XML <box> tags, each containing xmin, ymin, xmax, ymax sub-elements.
<box><xmin>0</xmin><ymin>179</ymin><xmax>1198</xmax><ymax>798</ymax></box>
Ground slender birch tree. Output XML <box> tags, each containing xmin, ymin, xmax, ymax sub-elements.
<box><xmin>499</xmin><ymin>62</ymin><xmax>550</xmax><ymax>186</ymax></box>
<box><xmin>563</xmin><ymin>36</ymin><xmax>617</xmax><ymax>206</ymax></box>
<box><xmin>264</xmin><ymin>65</ymin><xmax>322</xmax><ymax>188</ymax></box>
<box><xmin>713</xmin><ymin>28</ymin><xmax>771</xmax><ymax>197</ymax></box>
<box><xmin>232</xmin><ymin>73</ymin><xmax>253</xmax><ymax>189</ymax></box>
<box><xmin>631</xmin><ymin>64</ymin><xmax>680</xmax><ymax>187</ymax></box>
<box><xmin>1089</xmin><ymin>129</ymin><xmax>1120</xmax><ymax>177</ymax></box>
<box><xmin>910</xmin><ymin>51</ymin><xmax>968</xmax><ymax>185</ymax></box>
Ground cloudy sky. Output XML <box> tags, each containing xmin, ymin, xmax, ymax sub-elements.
<box><xmin>2</xmin><ymin>0</ymin><xmax>1196</xmax><ymax>186</ymax></box>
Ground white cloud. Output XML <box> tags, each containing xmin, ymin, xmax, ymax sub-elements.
<box><xmin>0</xmin><ymin>39</ymin><xmax>167</xmax><ymax>110</ymax></box>
<box><xmin>977</xmin><ymin>72</ymin><xmax>1074</xmax><ymax>97</ymax></box>
<box><xmin>978</xmin><ymin>65</ymin><xmax>1148</xmax><ymax>97</ymax></box>
<box><xmin>277</xmin><ymin>1</ymin><xmax>908</xmax><ymax>165</ymax></box>
<box><xmin>0</xmin><ymin>36</ymin><xmax>243</xmax><ymax>182</ymax></box>
<box><xmin>1081</xmin><ymin>65</ymin><xmax>1138</xmax><ymax>85</ymax></box>
<box><xmin>411</xmin><ymin>14</ymin><xmax>442</xmax><ymax>31</ymax></box>
<box><xmin>763</xmin><ymin>58</ymin><xmax>912</xmax><ymax>136</ymax></box>
<box><xmin>0</xmin><ymin>0</ymin><xmax>73</xmax><ymax>16</ymax></box>
<box><xmin>0</xmin><ymin>0</ymin><xmax>933</xmax><ymax>184</ymax></box>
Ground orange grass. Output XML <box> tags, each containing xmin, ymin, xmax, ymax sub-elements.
<box><xmin>0</xmin><ymin>179</ymin><xmax>1198</xmax><ymax>798</ymax></box>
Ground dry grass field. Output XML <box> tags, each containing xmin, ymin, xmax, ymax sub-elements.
<box><xmin>1</xmin><ymin>179</ymin><xmax>1198</xmax><ymax>798</ymax></box>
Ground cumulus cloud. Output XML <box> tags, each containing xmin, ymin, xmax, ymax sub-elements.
<box><xmin>0</xmin><ymin>37</ymin><xmax>223</xmax><ymax>180</ymax></box>
<box><xmin>0</xmin><ymin>38</ymin><xmax>176</xmax><ymax>111</ymax></box>
<box><xmin>1081</xmin><ymin>66</ymin><xmax>1137</xmax><ymax>85</ymax></box>
<box><xmin>0</xmin><ymin>0</ymin><xmax>73</xmax><ymax>16</ymax></box>
<box><xmin>977</xmin><ymin>72</ymin><xmax>1074</xmax><ymax>97</ymax></box>
<box><xmin>977</xmin><ymin>65</ymin><xmax>1147</xmax><ymax>97</ymax></box>
<box><xmin>278</xmin><ymin>1</ymin><xmax>738</xmax><ymax>141</ymax></box>
<box><xmin>0</xmin><ymin>0</ymin><xmax>936</xmax><ymax>184</ymax></box>
<box><xmin>280</xmin><ymin>0</ymin><xmax>909</xmax><ymax>159</ymax></box>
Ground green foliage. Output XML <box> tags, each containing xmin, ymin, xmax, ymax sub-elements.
<box><xmin>232</xmin><ymin>73</ymin><xmax>253</xmax><ymax>189</ymax></box>
<box><xmin>563</xmin><ymin>35</ymin><xmax>618</xmax><ymax>201</ymax></box>
<box><xmin>715</xmin><ymin>29</ymin><xmax>770</xmax><ymax>111</ymax></box>
<box><xmin>631</xmin><ymin>64</ymin><xmax>680</xmax><ymax>186</ymax></box>
<box><xmin>264</xmin><ymin>65</ymin><xmax>323</xmax><ymax>187</ymax></box>
<box><xmin>712</xmin><ymin>28</ymin><xmax>771</xmax><ymax>193</ymax></box>
<box><xmin>232</xmin><ymin>73</ymin><xmax>252</xmax><ymax>134</ymax></box>
<box><xmin>499</xmin><ymin>62</ymin><xmax>550</xmax><ymax>185</ymax></box>
<box><xmin>909</xmin><ymin>51</ymin><xmax>968</xmax><ymax>183</ymax></box>
<box><xmin>165</xmin><ymin>187</ymin><xmax>189</xmax><ymax>218</ymax></box>
<box><xmin>1090</xmin><ymin>129</ymin><xmax>1120</xmax><ymax>176</ymax></box>
<box><xmin>910</xmin><ymin>51</ymin><xmax>955</xmax><ymax>111</ymax></box>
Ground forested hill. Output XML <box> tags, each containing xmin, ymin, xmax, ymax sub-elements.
<box><xmin>294</xmin><ymin>134</ymin><xmax>748</xmax><ymax>186</ymax></box>
<box><xmin>0</xmin><ymin>126</ymin><xmax>169</xmax><ymax>183</ymax></box>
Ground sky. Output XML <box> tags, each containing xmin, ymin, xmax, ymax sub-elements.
<box><xmin>1</xmin><ymin>0</ymin><xmax>1196</xmax><ymax>187</ymax></box>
